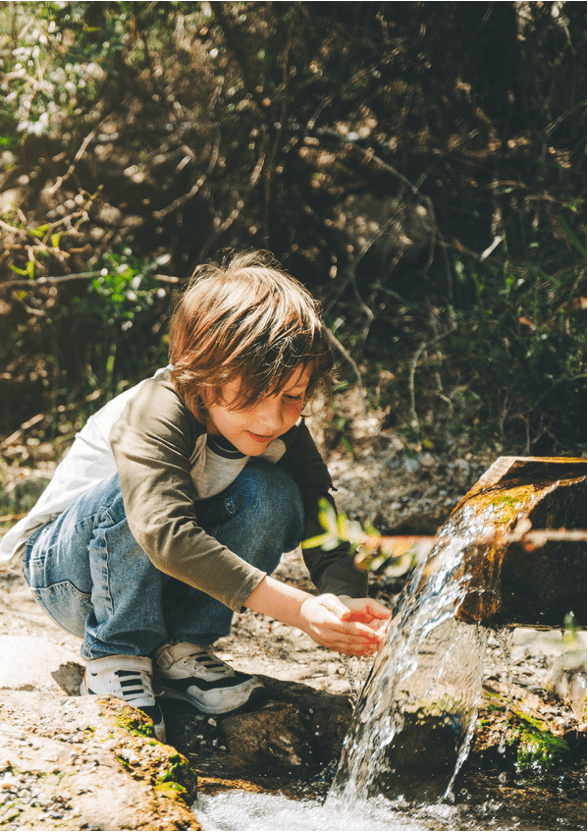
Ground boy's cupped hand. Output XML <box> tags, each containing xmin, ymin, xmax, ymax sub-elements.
<box><xmin>298</xmin><ymin>593</ymin><xmax>391</xmax><ymax>657</ymax></box>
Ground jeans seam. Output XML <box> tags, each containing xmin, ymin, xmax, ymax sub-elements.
<box><xmin>102</xmin><ymin>509</ymin><xmax>116</xmax><ymax>620</ymax></box>
<box><xmin>32</xmin><ymin>581</ymin><xmax>91</xmax><ymax>601</ymax></box>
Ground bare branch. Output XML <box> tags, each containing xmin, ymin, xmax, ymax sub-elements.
<box><xmin>47</xmin><ymin>127</ymin><xmax>99</xmax><ymax>196</ymax></box>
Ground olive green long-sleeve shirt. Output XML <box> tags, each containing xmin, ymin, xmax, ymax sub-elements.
<box><xmin>1</xmin><ymin>369</ymin><xmax>368</xmax><ymax>610</ymax></box>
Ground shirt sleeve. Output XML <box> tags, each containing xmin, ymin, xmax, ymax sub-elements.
<box><xmin>277</xmin><ymin>421</ymin><xmax>369</xmax><ymax>599</ymax></box>
<box><xmin>109</xmin><ymin>376</ymin><xmax>266</xmax><ymax>612</ymax></box>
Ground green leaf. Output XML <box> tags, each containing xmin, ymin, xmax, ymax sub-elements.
<box><xmin>27</xmin><ymin>223</ymin><xmax>50</xmax><ymax>239</ymax></box>
<box><xmin>317</xmin><ymin>498</ymin><xmax>338</xmax><ymax>536</ymax></box>
<box><xmin>337</xmin><ymin>513</ymin><xmax>364</xmax><ymax>545</ymax></box>
<box><xmin>385</xmin><ymin>552</ymin><xmax>415</xmax><ymax>577</ymax></box>
<box><xmin>301</xmin><ymin>499</ymin><xmax>341</xmax><ymax>551</ymax></box>
<box><xmin>301</xmin><ymin>533</ymin><xmax>340</xmax><ymax>551</ymax></box>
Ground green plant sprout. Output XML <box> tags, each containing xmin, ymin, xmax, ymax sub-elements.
<box><xmin>301</xmin><ymin>498</ymin><xmax>423</xmax><ymax>576</ymax></box>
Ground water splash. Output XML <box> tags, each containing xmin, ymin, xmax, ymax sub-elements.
<box><xmin>327</xmin><ymin>505</ymin><xmax>494</xmax><ymax>807</ymax></box>
<box><xmin>340</xmin><ymin>654</ymin><xmax>372</xmax><ymax>706</ymax></box>
<box><xmin>194</xmin><ymin>789</ymin><xmax>530</xmax><ymax>831</ymax></box>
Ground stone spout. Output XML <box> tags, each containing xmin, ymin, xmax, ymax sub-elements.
<box><xmin>423</xmin><ymin>457</ymin><xmax>587</xmax><ymax>628</ymax></box>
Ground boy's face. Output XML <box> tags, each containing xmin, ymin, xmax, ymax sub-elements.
<box><xmin>205</xmin><ymin>365</ymin><xmax>311</xmax><ymax>455</ymax></box>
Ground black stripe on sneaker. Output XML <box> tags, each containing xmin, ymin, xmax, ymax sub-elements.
<box><xmin>161</xmin><ymin>672</ymin><xmax>254</xmax><ymax>692</ymax></box>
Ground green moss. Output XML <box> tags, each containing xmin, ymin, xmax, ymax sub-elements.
<box><xmin>115</xmin><ymin>755</ymin><xmax>132</xmax><ymax>771</ymax></box>
<box><xmin>3</xmin><ymin>810</ymin><xmax>21</xmax><ymax>823</ymax></box>
<box><xmin>154</xmin><ymin>779</ymin><xmax>188</xmax><ymax>799</ymax></box>
<box><xmin>115</xmin><ymin>709</ymin><xmax>155</xmax><ymax>739</ymax></box>
<box><xmin>515</xmin><ymin>729</ymin><xmax>570</xmax><ymax>771</ymax></box>
<box><xmin>158</xmin><ymin>753</ymin><xmax>198</xmax><ymax>802</ymax></box>
<box><xmin>155</xmin><ymin>755</ymin><xmax>198</xmax><ymax>802</ymax></box>
<box><xmin>511</xmin><ymin>708</ymin><xmax>544</xmax><ymax>732</ymax></box>
<box><xmin>158</xmin><ymin>752</ymin><xmax>186</xmax><ymax>782</ymax></box>
<box><xmin>505</xmin><ymin>714</ymin><xmax>571</xmax><ymax>772</ymax></box>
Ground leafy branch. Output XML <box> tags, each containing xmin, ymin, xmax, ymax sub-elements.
<box><xmin>302</xmin><ymin>499</ymin><xmax>426</xmax><ymax>576</ymax></box>
<box><xmin>302</xmin><ymin>500</ymin><xmax>587</xmax><ymax>576</ymax></box>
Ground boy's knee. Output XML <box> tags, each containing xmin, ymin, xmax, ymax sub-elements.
<box><xmin>235</xmin><ymin>461</ymin><xmax>304</xmax><ymax>525</ymax></box>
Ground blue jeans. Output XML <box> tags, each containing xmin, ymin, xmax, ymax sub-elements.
<box><xmin>22</xmin><ymin>459</ymin><xmax>305</xmax><ymax>661</ymax></box>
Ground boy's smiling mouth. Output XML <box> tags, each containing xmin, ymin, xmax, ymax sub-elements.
<box><xmin>247</xmin><ymin>431</ymin><xmax>275</xmax><ymax>443</ymax></box>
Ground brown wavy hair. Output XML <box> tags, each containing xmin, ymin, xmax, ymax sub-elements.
<box><xmin>169</xmin><ymin>251</ymin><xmax>334</xmax><ymax>421</ymax></box>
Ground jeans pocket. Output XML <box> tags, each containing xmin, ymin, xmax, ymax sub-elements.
<box><xmin>23</xmin><ymin>526</ymin><xmax>93</xmax><ymax>639</ymax></box>
<box><xmin>29</xmin><ymin>581</ymin><xmax>92</xmax><ymax>638</ymax></box>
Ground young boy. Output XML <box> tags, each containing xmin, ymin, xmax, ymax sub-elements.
<box><xmin>0</xmin><ymin>251</ymin><xmax>390</xmax><ymax>742</ymax></box>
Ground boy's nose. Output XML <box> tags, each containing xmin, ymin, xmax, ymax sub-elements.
<box><xmin>256</xmin><ymin>397</ymin><xmax>284</xmax><ymax>432</ymax></box>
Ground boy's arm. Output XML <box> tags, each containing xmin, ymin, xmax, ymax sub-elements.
<box><xmin>109</xmin><ymin>376</ymin><xmax>268</xmax><ymax>612</ymax></box>
<box><xmin>277</xmin><ymin>421</ymin><xmax>368</xmax><ymax>598</ymax></box>
<box><xmin>276</xmin><ymin>423</ymin><xmax>392</xmax><ymax>648</ymax></box>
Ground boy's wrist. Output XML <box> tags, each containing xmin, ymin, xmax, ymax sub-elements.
<box><xmin>244</xmin><ymin>575</ymin><xmax>312</xmax><ymax>629</ymax></box>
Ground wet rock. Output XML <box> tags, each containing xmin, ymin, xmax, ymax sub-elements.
<box><xmin>442</xmin><ymin>457</ymin><xmax>587</xmax><ymax>627</ymax></box>
<box><xmin>221</xmin><ymin>702</ymin><xmax>314</xmax><ymax>768</ymax></box>
<box><xmin>0</xmin><ymin>691</ymin><xmax>198</xmax><ymax>830</ymax></box>
<box><xmin>258</xmin><ymin>675</ymin><xmax>354</xmax><ymax>766</ymax></box>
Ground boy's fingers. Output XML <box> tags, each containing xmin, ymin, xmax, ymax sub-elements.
<box><xmin>372</xmin><ymin>605</ymin><xmax>392</xmax><ymax>619</ymax></box>
<box><xmin>333</xmin><ymin>618</ymin><xmax>379</xmax><ymax>639</ymax></box>
<box><xmin>337</xmin><ymin>597</ymin><xmax>392</xmax><ymax>626</ymax></box>
<box><xmin>352</xmin><ymin>599</ymin><xmax>392</xmax><ymax>619</ymax></box>
<box><xmin>316</xmin><ymin>594</ymin><xmax>354</xmax><ymax>621</ymax></box>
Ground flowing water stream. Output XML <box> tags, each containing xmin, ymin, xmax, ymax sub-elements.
<box><xmin>195</xmin><ymin>459</ymin><xmax>586</xmax><ymax>830</ymax></box>
<box><xmin>328</xmin><ymin>503</ymin><xmax>492</xmax><ymax>808</ymax></box>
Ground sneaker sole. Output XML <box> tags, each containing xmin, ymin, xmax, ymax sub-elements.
<box><xmin>155</xmin><ymin>679</ymin><xmax>266</xmax><ymax>714</ymax></box>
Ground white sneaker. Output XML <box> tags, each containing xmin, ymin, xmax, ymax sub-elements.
<box><xmin>80</xmin><ymin>654</ymin><xmax>166</xmax><ymax>742</ymax></box>
<box><xmin>153</xmin><ymin>642</ymin><xmax>265</xmax><ymax>715</ymax></box>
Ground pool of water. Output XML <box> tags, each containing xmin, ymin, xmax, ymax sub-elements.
<box><xmin>194</xmin><ymin>765</ymin><xmax>587</xmax><ymax>832</ymax></box>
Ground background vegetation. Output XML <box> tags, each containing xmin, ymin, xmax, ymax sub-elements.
<box><xmin>0</xmin><ymin>1</ymin><xmax>585</xmax><ymax>459</ymax></box>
